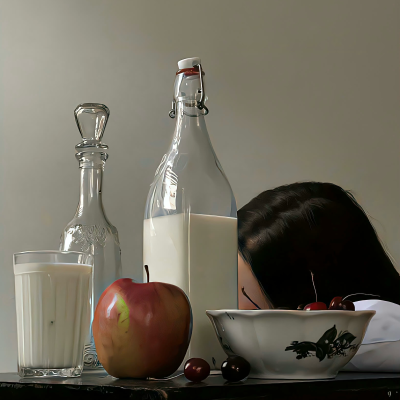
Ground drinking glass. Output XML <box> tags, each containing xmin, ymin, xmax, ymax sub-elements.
<box><xmin>13</xmin><ymin>251</ymin><xmax>94</xmax><ymax>377</ymax></box>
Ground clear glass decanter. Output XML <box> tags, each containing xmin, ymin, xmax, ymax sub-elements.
<box><xmin>143</xmin><ymin>58</ymin><xmax>238</xmax><ymax>369</ymax></box>
<box><xmin>60</xmin><ymin>103</ymin><xmax>122</xmax><ymax>370</ymax></box>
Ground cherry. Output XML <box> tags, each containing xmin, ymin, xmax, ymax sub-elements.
<box><xmin>221</xmin><ymin>355</ymin><xmax>251</xmax><ymax>382</ymax></box>
<box><xmin>341</xmin><ymin>300</ymin><xmax>355</xmax><ymax>311</ymax></box>
<box><xmin>184</xmin><ymin>358</ymin><xmax>210</xmax><ymax>382</ymax></box>
<box><xmin>328</xmin><ymin>296</ymin><xmax>355</xmax><ymax>311</ymax></box>
<box><xmin>329</xmin><ymin>296</ymin><xmax>343</xmax><ymax>310</ymax></box>
<box><xmin>304</xmin><ymin>302</ymin><xmax>327</xmax><ymax>310</ymax></box>
<box><xmin>302</xmin><ymin>271</ymin><xmax>329</xmax><ymax>311</ymax></box>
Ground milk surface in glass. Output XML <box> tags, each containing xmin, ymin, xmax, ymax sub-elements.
<box><xmin>14</xmin><ymin>261</ymin><xmax>92</xmax><ymax>377</ymax></box>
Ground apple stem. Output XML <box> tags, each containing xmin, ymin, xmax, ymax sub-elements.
<box><xmin>241</xmin><ymin>287</ymin><xmax>261</xmax><ymax>310</ymax></box>
<box><xmin>144</xmin><ymin>265</ymin><xmax>150</xmax><ymax>283</ymax></box>
<box><xmin>311</xmin><ymin>271</ymin><xmax>317</xmax><ymax>303</ymax></box>
<box><xmin>343</xmin><ymin>293</ymin><xmax>380</xmax><ymax>301</ymax></box>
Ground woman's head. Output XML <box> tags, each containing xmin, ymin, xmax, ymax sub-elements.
<box><xmin>238</xmin><ymin>182</ymin><xmax>400</xmax><ymax>309</ymax></box>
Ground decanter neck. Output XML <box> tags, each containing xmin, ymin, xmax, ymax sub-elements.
<box><xmin>75</xmin><ymin>152</ymin><xmax>107</xmax><ymax>216</ymax></box>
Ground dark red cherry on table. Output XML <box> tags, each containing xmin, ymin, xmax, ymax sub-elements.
<box><xmin>221</xmin><ymin>355</ymin><xmax>251</xmax><ymax>382</ymax></box>
<box><xmin>184</xmin><ymin>358</ymin><xmax>210</xmax><ymax>382</ymax></box>
<box><xmin>303</xmin><ymin>302</ymin><xmax>327</xmax><ymax>310</ymax></box>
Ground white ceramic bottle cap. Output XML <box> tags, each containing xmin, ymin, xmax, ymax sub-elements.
<box><xmin>178</xmin><ymin>57</ymin><xmax>201</xmax><ymax>69</ymax></box>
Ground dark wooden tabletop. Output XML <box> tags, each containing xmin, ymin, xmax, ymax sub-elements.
<box><xmin>1</xmin><ymin>371</ymin><xmax>400</xmax><ymax>400</ymax></box>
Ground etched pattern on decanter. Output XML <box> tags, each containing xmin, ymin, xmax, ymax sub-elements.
<box><xmin>83</xmin><ymin>342</ymin><xmax>101</xmax><ymax>368</ymax></box>
<box><xmin>67</xmin><ymin>224</ymin><xmax>108</xmax><ymax>251</ymax></box>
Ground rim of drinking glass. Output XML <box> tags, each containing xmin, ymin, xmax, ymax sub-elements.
<box><xmin>13</xmin><ymin>250</ymin><xmax>94</xmax><ymax>266</ymax></box>
<box><xmin>14</xmin><ymin>250</ymin><xmax>91</xmax><ymax>257</ymax></box>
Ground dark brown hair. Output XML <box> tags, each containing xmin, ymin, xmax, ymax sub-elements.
<box><xmin>238</xmin><ymin>182</ymin><xmax>400</xmax><ymax>309</ymax></box>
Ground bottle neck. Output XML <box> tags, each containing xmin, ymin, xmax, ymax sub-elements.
<box><xmin>173</xmin><ymin>101</ymin><xmax>212</xmax><ymax>148</ymax></box>
<box><xmin>172</xmin><ymin>67</ymin><xmax>211</xmax><ymax>145</ymax></box>
<box><xmin>74</xmin><ymin>152</ymin><xmax>107</xmax><ymax>217</ymax></box>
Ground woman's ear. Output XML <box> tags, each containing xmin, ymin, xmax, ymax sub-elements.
<box><xmin>238</xmin><ymin>254</ymin><xmax>273</xmax><ymax>310</ymax></box>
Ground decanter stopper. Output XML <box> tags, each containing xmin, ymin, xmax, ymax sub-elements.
<box><xmin>74</xmin><ymin>103</ymin><xmax>109</xmax><ymax>150</ymax></box>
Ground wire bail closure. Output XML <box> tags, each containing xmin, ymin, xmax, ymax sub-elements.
<box><xmin>169</xmin><ymin>101</ymin><xmax>176</xmax><ymax>118</ymax></box>
<box><xmin>169</xmin><ymin>63</ymin><xmax>209</xmax><ymax>118</ymax></box>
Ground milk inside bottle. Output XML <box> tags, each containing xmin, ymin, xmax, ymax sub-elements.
<box><xmin>143</xmin><ymin>58</ymin><xmax>238</xmax><ymax>368</ymax></box>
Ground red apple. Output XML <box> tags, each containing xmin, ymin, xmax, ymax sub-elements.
<box><xmin>93</xmin><ymin>266</ymin><xmax>192</xmax><ymax>378</ymax></box>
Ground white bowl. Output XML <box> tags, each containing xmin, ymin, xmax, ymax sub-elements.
<box><xmin>206</xmin><ymin>309</ymin><xmax>375</xmax><ymax>380</ymax></box>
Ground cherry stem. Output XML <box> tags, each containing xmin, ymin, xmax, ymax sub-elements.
<box><xmin>241</xmin><ymin>287</ymin><xmax>261</xmax><ymax>310</ymax></box>
<box><xmin>343</xmin><ymin>293</ymin><xmax>380</xmax><ymax>301</ymax></box>
<box><xmin>144</xmin><ymin>265</ymin><xmax>150</xmax><ymax>283</ymax></box>
<box><xmin>311</xmin><ymin>271</ymin><xmax>317</xmax><ymax>303</ymax></box>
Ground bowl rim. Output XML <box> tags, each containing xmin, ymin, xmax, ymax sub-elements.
<box><xmin>206</xmin><ymin>309</ymin><xmax>376</xmax><ymax>317</ymax></box>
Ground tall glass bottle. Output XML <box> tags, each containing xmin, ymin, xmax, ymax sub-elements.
<box><xmin>143</xmin><ymin>58</ymin><xmax>238</xmax><ymax>368</ymax></box>
<box><xmin>60</xmin><ymin>103</ymin><xmax>122</xmax><ymax>370</ymax></box>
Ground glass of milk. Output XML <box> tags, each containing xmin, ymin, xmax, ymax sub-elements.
<box><xmin>13</xmin><ymin>251</ymin><xmax>94</xmax><ymax>378</ymax></box>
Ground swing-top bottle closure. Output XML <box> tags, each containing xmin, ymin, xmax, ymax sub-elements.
<box><xmin>74</xmin><ymin>103</ymin><xmax>109</xmax><ymax>168</ymax></box>
<box><xmin>169</xmin><ymin>57</ymin><xmax>209</xmax><ymax>118</ymax></box>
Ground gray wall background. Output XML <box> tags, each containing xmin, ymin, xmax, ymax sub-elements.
<box><xmin>0</xmin><ymin>0</ymin><xmax>399</xmax><ymax>372</ymax></box>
